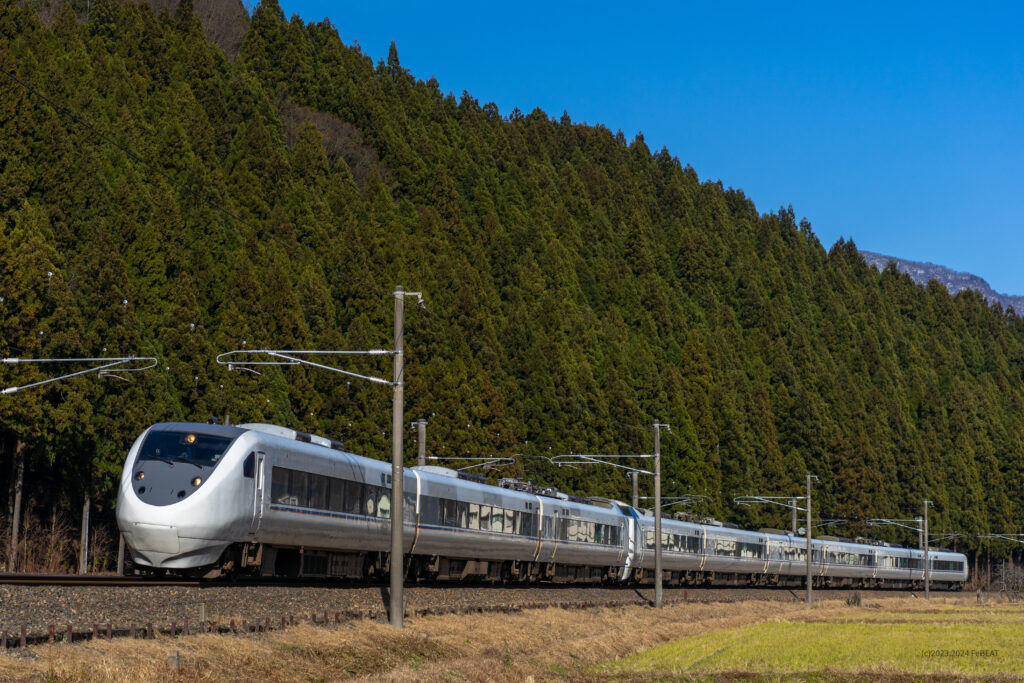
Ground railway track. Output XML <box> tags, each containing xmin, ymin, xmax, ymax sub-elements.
<box><xmin>0</xmin><ymin>574</ymin><xmax>941</xmax><ymax>650</ymax></box>
<box><xmin>0</xmin><ymin>573</ymin><xmax>199</xmax><ymax>587</ymax></box>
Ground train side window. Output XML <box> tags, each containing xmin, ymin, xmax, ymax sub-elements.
<box><xmin>328</xmin><ymin>477</ymin><xmax>345</xmax><ymax>512</ymax></box>
<box><xmin>343</xmin><ymin>480</ymin><xmax>361</xmax><ymax>514</ymax></box>
<box><xmin>243</xmin><ymin>453</ymin><xmax>255</xmax><ymax>478</ymax></box>
<box><xmin>271</xmin><ymin>467</ymin><xmax>290</xmax><ymax>504</ymax></box>
<box><xmin>504</xmin><ymin>508</ymin><xmax>515</xmax><ymax>534</ymax></box>
<box><xmin>468</xmin><ymin>503</ymin><xmax>480</xmax><ymax>530</ymax></box>
<box><xmin>478</xmin><ymin>505</ymin><xmax>490</xmax><ymax>531</ymax></box>
<box><xmin>309</xmin><ymin>475</ymin><xmax>328</xmax><ymax>511</ymax></box>
<box><xmin>492</xmin><ymin>508</ymin><xmax>504</xmax><ymax>533</ymax></box>
<box><xmin>290</xmin><ymin>471</ymin><xmax>309</xmax><ymax>508</ymax></box>
<box><xmin>457</xmin><ymin>501</ymin><xmax>468</xmax><ymax>528</ymax></box>
<box><xmin>439</xmin><ymin>499</ymin><xmax>453</xmax><ymax>526</ymax></box>
<box><xmin>377</xmin><ymin>490</ymin><xmax>391</xmax><ymax>519</ymax></box>
<box><xmin>364</xmin><ymin>485</ymin><xmax>377</xmax><ymax>517</ymax></box>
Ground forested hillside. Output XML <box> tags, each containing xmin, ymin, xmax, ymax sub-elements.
<box><xmin>2</xmin><ymin>0</ymin><xmax>1023</xmax><ymax>562</ymax></box>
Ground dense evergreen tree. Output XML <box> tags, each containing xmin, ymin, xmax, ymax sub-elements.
<box><xmin>1</xmin><ymin>0</ymin><xmax>1022</xmax><ymax>566</ymax></box>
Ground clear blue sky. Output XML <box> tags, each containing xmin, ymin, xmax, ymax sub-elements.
<box><xmin>276</xmin><ymin>1</ymin><xmax>1024</xmax><ymax>295</ymax></box>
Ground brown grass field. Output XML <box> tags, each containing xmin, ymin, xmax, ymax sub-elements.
<box><xmin>0</xmin><ymin>594</ymin><xmax>1018</xmax><ymax>681</ymax></box>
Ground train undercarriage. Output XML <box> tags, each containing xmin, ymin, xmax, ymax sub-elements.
<box><xmin>172</xmin><ymin>542</ymin><xmax>961</xmax><ymax>591</ymax></box>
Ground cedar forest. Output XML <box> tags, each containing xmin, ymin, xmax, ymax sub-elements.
<box><xmin>1</xmin><ymin>0</ymin><xmax>1022</xmax><ymax>571</ymax></box>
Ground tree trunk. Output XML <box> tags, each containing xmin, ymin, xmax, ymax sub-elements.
<box><xmin>78</xmin><ymin>496</ymin><xmax>90</xmax><ymax>574</ymax></box>
<box><xmin>9</xmin><ymin>440</ymin><xmax>25</xmax><ymax>573</ymax></box>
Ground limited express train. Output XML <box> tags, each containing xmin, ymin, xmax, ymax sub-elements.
<box><xmin>116</xmin><ymin>422</ymin><xmax>968</xmax><ymax>589</ymax></box>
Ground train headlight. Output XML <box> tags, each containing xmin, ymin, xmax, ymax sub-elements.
<box><xmin>135</xmin><ymin>471</ymin><xmax>145</xmax><ymax>481</ymax></box>
<box><xmin>191</xmin><ymin>476</ymin><xmax>202</xmax><ymax>487</ymax></box>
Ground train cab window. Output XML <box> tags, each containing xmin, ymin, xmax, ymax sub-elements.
<box><xmin>468</xmin><ymin>503</ymin><xmax>480</xmax><ymax>530</ymax></box>
<box><xmin>377</xmin><ymin>490</ymin><xmax>391</xmax><ymax>519</ymax></box>
<box><xmin>243</xmin><ymin>453</ymin><xmax>255</xmax><ymax>478</ymax></box>
<box><xmin>139</xmin><ymin>430</ymin><xmax>234</xmax><ymax>467</ymax></box>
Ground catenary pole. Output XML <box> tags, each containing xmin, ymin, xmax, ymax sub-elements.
<box><xmin>78</xmin><ymin>496</ymin><xmax>90</xmax><ymax>574</ymax></box>
<box><xmin>806</xmin><ymin>473</ymin><xmax>813</xmax><ymax>605</ymax></box>
<box><xmin>791</xmin><ymin>498</ymin><xmax>797</xmax><ymax>535</ymax></box>
<box><xmin>924</xmin><ymin>499</ymin><xmax>930</xmax><ymax>600</ymax></box>
<box><xmin>416</xmin><ymin>420</ymin><xmax>427</xmax><ymax>467</ymax></box>
<box><xmin>390</xmin><ymin>286</ymin><xmax>405</xmax><ymax>628</ymax></box>
<box><xmin>631</xmin><ymin>471</ymin><xmax>639</xmax><ymax>508</ymax></box>
<box><xmin>654</xmin><ymin>423</ymin><xmax>663</xmax><ymax>610</ymax></box>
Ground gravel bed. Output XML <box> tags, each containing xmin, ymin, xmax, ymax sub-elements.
<box><xmin>0</xmin><ymin>583</ymin><xmax>921</xmax><ymax>641</ymax></box>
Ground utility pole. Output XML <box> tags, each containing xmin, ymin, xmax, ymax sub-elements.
<box><xmin>924</xmin><ymin>499</ymin><xmax>930</xmax><ymax>600</ymax></box>
<box><xmin>631</xmin><ymin>471</ymin><xmax>639</xmax><ymax>508</ymax></box>
<box><xmin>653</xmin><ymin>422</ymin><xmax>667</xmax><ymax>610</ymax></box>
<box><xmin>806</xmin><ymin>473</ymin><xmax>813</xmax><ymax>605</ymax></box>
<box><xmin>78</xmin><ymin>496</ymin><xmax>90</xmax><ymax>574</ymax></box>
<box><xmin>391</xmin><ymin>286</ymin><xmax>405</xmax><ymax>628</ymax></box>
<box><xmin>414</xmin><ymin>419</ymin><xmax>427</xmax><ymax>467</ymax></box>
<box><xmin>9</xmin><ymin>440</ymin><xmax>24</xmax><ymax>572</ymax></box>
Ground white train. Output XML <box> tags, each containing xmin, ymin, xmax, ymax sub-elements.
<box><xmin>117</xmin><ymin>422</ymin><xmax>968</xmax><ymax>589</ymax></box>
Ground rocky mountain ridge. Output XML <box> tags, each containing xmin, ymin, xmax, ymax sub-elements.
<box><xmin>861</xmin><ymin>250</ymin><xmax>1024</xmax><ymax>314</ymax></box>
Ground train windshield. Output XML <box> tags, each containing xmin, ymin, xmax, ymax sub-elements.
<box><xmin>138</xmin><ymin>430</ymin><xmax>234</xmax><ymax>467</ymax></box>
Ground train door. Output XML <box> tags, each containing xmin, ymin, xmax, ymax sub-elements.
<box><xmin>618</xmin><ymin>505</ymin><xmax>640</xmax><ymax>580</ymax></box>
<box><xmin>249</xmin><ymin>451</ymin><xmax>266</xmax><ymax>534</ymax></box>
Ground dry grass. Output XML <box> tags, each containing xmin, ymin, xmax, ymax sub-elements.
<box><xmin>0</xmin><ymin>596</ymin><xmax>992</xmax><ymax>682</ymax></box>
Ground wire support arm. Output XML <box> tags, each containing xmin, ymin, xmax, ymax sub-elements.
<box><xmin>550</xmin><ymin>454</ymin><xmax>654</xmax><ymax>475</ymax></box>
<box><xmin>2</xmin><ymin>356</ymin><xmax>158</xmax><ymax>395</ymax></box>
<box><xmin>216</xmin><ymin>349</ymin><xmax>396</xmax><ymax>386</ymax></box>
<box><xmin>426</xmin><ymin>456</ymin><xmax>515</xmax><ymax>472</ymax></box>
<box><xmin>734</xmin><ymin>495</ymin><xmax>808</xmax><ymax>512</ymax></box>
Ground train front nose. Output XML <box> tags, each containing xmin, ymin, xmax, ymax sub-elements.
<box><xmin>118</xmin><ymin>425</ymin><xmax>239</xmax><ymax>569</ymax></box>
